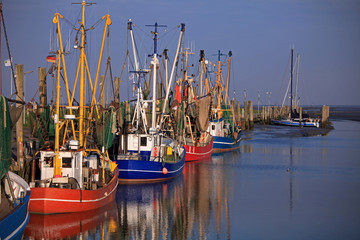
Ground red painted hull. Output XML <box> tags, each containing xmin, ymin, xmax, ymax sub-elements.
<box><xmin>29</xmin><ymin>169</ymin><xmax>119</xmax><ymax>214</ymax></box>
<box><xmin>184</xmin><ymin>136</ymin><xmax>214</xmax><ymax>161</ymax></box>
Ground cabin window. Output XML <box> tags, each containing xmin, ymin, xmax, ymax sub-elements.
<box><xmin>62</xmin><ymin>157</ymin><xmax>72</xmax><ymax>168</ymax></box>
<box><xmin>43</xmin><ymin>157</ymin><xmax>53</xmax><ymax>167</ymax></box>
<box><xmin>212</xmin><ymin>125</ymin><xmax>215</xmax><ymax>130</ymax></box>
<box><xmin>141</xmin><ymin>137</ymin><xmax>147</xmax><ymax>147</ymax></box>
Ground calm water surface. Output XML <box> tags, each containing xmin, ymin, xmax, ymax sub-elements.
<box><xmin>24</xmin><ymin>120</ymin><xmax>360</xmax><ymax>239</ymax></box>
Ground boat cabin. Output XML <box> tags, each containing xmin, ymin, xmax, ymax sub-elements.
<box><xmin>36</xmin><ymin>149</ymin><xmax>100</xmax><ymax>190</ymax></box>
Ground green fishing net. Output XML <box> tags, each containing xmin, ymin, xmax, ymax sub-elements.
<box><xmin>0</xmin><ymin>96</ymin><xmax>13</xmax><ymax>179</ymax></box>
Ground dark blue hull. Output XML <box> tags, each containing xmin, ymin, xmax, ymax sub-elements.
<box><xmin>0</xmin><ymin>188</ymin><xmax>30</xmax><ymax>240</ymax></box>
<box><xmin>115</xmin><ymin>151</ymin><xmax>185</xmax><ymax>183</ymax></box>
<box><xmin>212</xmin><ymin>134</ymin><xmax>241</xmax><ymax>153</ymax></box>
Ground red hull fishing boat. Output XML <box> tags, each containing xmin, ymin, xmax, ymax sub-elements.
<box><xmin>184</xmin><ymin>135</ymin><xmax>213</xmax><ymax>161</ymax></box>
<box><xmin>165</xmin><ymin>48</ymin><xmax>214</xmax><ymax>162</ymax></box>
<box><xmin>29</xmin><ymin>168</ymin><xmax>118</xmax><ymax>214</ymax></box>
<box><xmin>28</xmin><ymin>1</ymin><xmax>118</xmax><ymax>214</ymax></box>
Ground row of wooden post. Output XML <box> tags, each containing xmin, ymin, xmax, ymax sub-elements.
<box><xmin>230</xmin><ymin>100</ymin><xmax>330</xmax><ymax>130</ymax></box>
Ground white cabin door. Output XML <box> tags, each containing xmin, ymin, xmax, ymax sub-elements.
<box><xmin>74</xmin><ymin>151</ymin><xmax>83</xmax><ymax>188</ymax></box>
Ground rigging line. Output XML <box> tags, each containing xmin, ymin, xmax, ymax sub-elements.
<box><xmin>62</xmin><ymin>15</ymin><xmax>77</xmax><ymax>30</ymax></box>
<box><xmin>133</xmin><ymin>25</ymin><xmax>152</xmax><ymax>58</ymax></box>
<box><xmin>28</xmin><ymin>87</ymin><xmax>40</xmax><ymax>104</ymax></box>
<box><xmin>130</xmin><ymin>28</ymin><xmax>143</xmax><ymax>70</ymax></box>
<box><xmin>60</xmin><ymin>72</ymin><xmax>79</xmax><ymax>106</ymax></box>
<box><xmin>1</xmin><ymin>8</ymin><xmax>20</xmax><ymax>99</ymax></box>
<box><xmin>163</xmin><ymin>25</ymin><xmax>180</xmax><ymax>50</ymax></box>
<box><xmin>276</xmin><ymin>53</ymin><xmax>291</xmax><ymax>106</ymax></box>
<box><xmin>86</xmin><ymin>16</ymin><xmax>105</xmax><ymax>31</ymax></box>
<box><xmin>108</xmin><ymin>58</ymin><xmax>115</xmax><ymax>99</ymax></box>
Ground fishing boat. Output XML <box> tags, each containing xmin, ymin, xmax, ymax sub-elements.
<box><xmin>271</xmin><ymin>48</ymin><xmax>320</xmax><ymax>128</ymax></box>
<box><xmin>113</xmin><ymin>21</ymin><xmax>186</xmax><ymax>182</ymax></box>
<box><xmin>172</xmin><ymin>48</ymin><xmax>214</xmax><ymax>161</ymax></box>
<box><xmin>0</xmin><ymin>172</ymin><xmax>31</xmax><ymax>240</ymax></box>
<box><xmin>0</xmin><ymin>95</ymin><xmax>31</xmax><ymax>240</ymax></box>
<box><xmin>203</xmin><ymin>50</ymin><xmax>242</xmax><ymax>153</ymax></box>
<box><xmin>28</xmin><ymin>1</ymin><xmax>118</xmax><ymax>214</ymax></box>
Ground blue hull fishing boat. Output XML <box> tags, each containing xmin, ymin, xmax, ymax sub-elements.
<box><xmin>116</xmin><ymin>145</ymin><xmax>185</xmax><ymax>182</ymax></box>
<box><xmin>209</xmin><ymin>117</ymin><xmax>242</xmax><ymax>153</ymax></box>
<box><xmin>0</xmin><ymin>96</ymin><xmax>31</xmax><ymax>240</ymax></box>
<box><xmin>212</xmin><ymin>135</ymin><xmax>241</xmax><ymax>152</ymax></box>
<box><xmin>114</xmin><ymin>21</ymin><xmax>186</xmax><ymax>182</ymax></box>
<box><xmin>0</xmin><ymin>172</ymin><xmax>31</xmax><ymax>240</ymax></box>
<box><xmin>201</xmin><ymin>50</ymin><xmax>242</xmax><ymax>153</ymax></box>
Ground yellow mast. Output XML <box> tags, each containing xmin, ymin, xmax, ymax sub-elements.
<box><xmin>224</xmin><ymin>51</ymin><xmax>232</xmax><ymax>105</ymax></box>
<box><xmin>215</xmin><ymin>55</ymin><xmax>223</xmax><ymax>114</ymax></box>
<box><xmin>79</xmin><ymin>1</ymin><xmax>86</xmax><ymax>147</ymax></box>
<box><xmin>53</xmin><ymin>13</ymin><xmax>77</xmax><ymax>140</ymax></box>
<box><xmin>54</xmin><ymin>50</ymin><xmax>62</xmax><ymax>177</ymax></box>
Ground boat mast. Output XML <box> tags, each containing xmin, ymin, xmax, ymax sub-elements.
<box><xmin>290</xmin><ymin>48</ymin><xmax>293</xmax><ymax>116</ymax></box>
<box><xmin>146</xmin><ymin>22</ymin><xmax>166</xmax><ymax>130</ymax></box>
<box><xmin>295</xmin><ymin>53</ymin><xmax>300</xmax><ymax>109</ymax></box>
<box><xmin>224</xmin><ymin>51</ymin><xmax>232</xmax><ymax>105</ymax></box>
<box><xmin>79</xmin><ymin>1</ymin><xmax>86</xmax><ymax>146</ymax></box>
<box><xmin>128</xmin><ymin>20</ymin><xmax>148</xmax><ymax>132</ymax></box>
<box><xmin>199</xmin><ymin>50</ymin><xmax>205</xmax><ymax>96</ymax></box>
<box><xmin>54</xmin><ymin>50</ymin><xmax>61</xmax><ymax>177</ymax></box>
<box><xmin>159</xmin><ymin>23</ymin><xmax>185</xmax><ymax>128</ymax></box>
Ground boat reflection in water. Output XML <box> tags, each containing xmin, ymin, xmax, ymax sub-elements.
<box><xmin>116</xmin><ymin>176</ymin><xmax>185</xmax><ymax>239</ymax></box>
<box><xmin>115</xmin><ymin>153</ymin><xmax>236</xmax><ymax>239</ymax></box>
<box><xmin>24</xmin><ymin>200</ymin><xmax>118</xmax><ymax>239</ymax></box>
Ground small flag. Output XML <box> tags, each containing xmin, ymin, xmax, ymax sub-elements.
<box><xmin>46</xmin><ymin>55</ymin><xmax>56</xmax><ymax>63</ymax></box>
<box><xmin>4</xmin><ymin>59</ymin><xmax>11</xmax><ymax>67</ymax></box>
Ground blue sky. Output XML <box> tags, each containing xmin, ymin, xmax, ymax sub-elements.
<box><xmin>1</xmin><ymin>0</ymin><xmax>359</xmax><ymax>106</ymax></box>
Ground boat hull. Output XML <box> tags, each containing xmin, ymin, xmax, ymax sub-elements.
<box><xmin>212</xmin><ymin>135</ymin><xmax>241</xmax><ymax>153</ymax></box>
<box><xmin>272</xmin><ymin>119</ymin><xmax>320</xmax><ymax>128</ymax></box>
<box><xmin>28</xmin><ymin>169</ymin><xmax>118</xmax><ymax>214</ymax></box>
<box><xmin>115</xmin><ymin>151</ymin><xmax>185</xmax><ymax>183</ymax></box>
<box><xmin>184</xmin><ymin>136</ymin><xmax>214</xmax><ymax>161</ymax></box>
<box><xmin>0</xmin><ymin>172</ymin><xmax>31</xmax><ymax>240</ymax></box>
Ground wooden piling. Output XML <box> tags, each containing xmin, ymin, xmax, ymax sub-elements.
<box><xmin>230</xmin><ymin>100</ymin><xmax>235</xmax><ymax>122</ymax></box>
<box><xmin>322</xmin><ymin>105</ymin><xmax>330</xmax><ymax>127</ymax></box>
<box><xmin>248</xmin><ymin>100</ymin><xmax>254</xmax><ymax>129</ymax></box>
<box><xmin>237</xmin><ymin>101</ymin><xmax>241</xmax><ymax>123</ymax></box>
<box><xmin>244</xmin><ymin>101</ymin><xmax>249</xmax><ymax>129</ymax></box>
<box><xmin>299</xmin><ymin>107</ymin><xmax>302</xmax><ymax>127</ymax></box>
<box><xmin>16</xmin><ymin>64</ymin><xmax>24</xmax><ymax>172</ymax></box>
<box><xmin>38</xmin><ymin>67</ymin><xmax>47</xmax><ymax>113</ymax></box>
<box><xmin>100</xmin><ymin>75</ymin><xmax>105</xmax><ymax>108</ymax></box>
<box><xmin>114</xmin><ymin>76</ymin><xmax>120</xmax><ymax>103</ymax></box>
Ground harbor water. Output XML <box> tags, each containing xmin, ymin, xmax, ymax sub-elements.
<box><xmin>24</xmin><ymin>118</ymin><xmax>360</xmax><ymax>239</ymax></box>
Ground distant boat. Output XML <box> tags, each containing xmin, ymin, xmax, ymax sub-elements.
<box><xmin>271</xmin><ymin>48</ymin><xmax>320</xmax><ymax>128</ymax></box>
<box><xmin>113</xmin><ymin>21</ymin><xmax>186</xmax><ymax>182</ymax></box>
<box><xmin>28</xmin><ymin>2</ymin><xmax>118</xmax><ymax>214</ymax></box>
